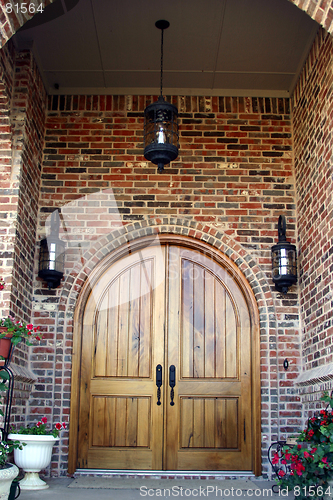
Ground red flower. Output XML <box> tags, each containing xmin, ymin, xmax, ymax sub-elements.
<box><xmin>322</xmin><ymin>457</ymin><xmax>328</xmax><ymax>464</ymax></box>
<box><xmin>41</xmin><ymin>417</ymin><xmax>47</xmax><ymax>424</ymax></box>
<box><xmin>62</xmin><ymin>422</ymin><xmax>66</xmax><ymax>429</ymax></box>
<box><xmin>307</xmin><ymin>429</ymin><xmax>314</xmax><ymax>438</ymax></box>
<box><xmin>27</xmin><ymin>324</ymin><xmax>33</xmax><ymax>330</ymax></box>
<box><xmin>304</xmin><ymin>451</ymin><xmax>311</xmax><ymax>458</ymax></box>
<box><xmin>272</xmin><ymin>452</ymin><xmax>279</xmax><ymax>465</ymax></box>
<box><xmin>36</xmin><ymin>421</ymin><xmax>41</xmax><ymax>427</ymax></box>
<box><xmin>55</xmin><ymin>423</ymin><xmax>62</xmax><ymax>430</ymax></box>
<box><xmin>278</xmin><ymin>470</ymin><xmax>286</xmax><ymax>477</ymax></box>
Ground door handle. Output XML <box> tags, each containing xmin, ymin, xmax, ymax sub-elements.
<box><xmin>169</xmin><ymin>365</ymin><xmax>176</xmax><ymax>406</ymax></box>
<box><xmin>156</xmin><ymin>364</ymin><xmax>162</xmax><ymax>406</ymax></box>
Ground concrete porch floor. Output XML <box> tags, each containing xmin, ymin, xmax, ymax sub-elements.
<box><xmin>16</xmin><ymin>477</ymin><xmax>293</xmax><ymax>499</ymax></box>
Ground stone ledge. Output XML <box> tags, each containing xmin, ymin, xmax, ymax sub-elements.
<box><xmin>296</xmin><ymin>364</ymin><xmax>333</xmax><ymax>387</ymax></box>
<box><xmin>8</xmin><ymin>364</ymin><xmax>38</xmax><ymax>384</ymax></box>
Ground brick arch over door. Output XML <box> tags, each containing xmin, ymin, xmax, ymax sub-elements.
<box><xmin>60</xmin><ymin>219</ymin><xmax>279</xmax><ymax>475</ymax></box>
<box><xmin>0</xmin><ymin>0</ymin><xmax>332</xmax><ymax>47</ymax></box>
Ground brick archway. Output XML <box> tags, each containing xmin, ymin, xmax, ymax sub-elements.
<box><xmin>0</xmin><ymin>0</ymin><xmax>331</xmax><ymax>48</ymax></box>
<box><xmin>59</xmin><ymin>219</ymin><xmax>280</xmax><ymax>476</ymax></box>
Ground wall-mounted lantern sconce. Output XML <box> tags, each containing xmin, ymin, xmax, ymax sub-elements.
<box><xmin>143</xmin><ymin>20</ymin><xmax>179</xmax><ymax>173</ymax></box>
<box><xmin>38</xmin><ymin>209</ymin><xmax>65</xmax><ymax>289</ymax></box>
<box><xmin>271</xmin><ymin>215</ymin><xmax>297</xmax><ymax>294</ymax></box>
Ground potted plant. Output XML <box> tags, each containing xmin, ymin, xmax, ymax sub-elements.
<box><xmin>274</xmin><ymin>392</ymin><xmax>333</xmax><ymax>499</ymax></box>
<box><xmin>0</xmin><ymin>316</ymin><xmax>42</xmax><ymax>366</ymax></box>
<box><xmin>8</xmin><ymin>417</ymin><xmax>66</xmax><ymax>491</ymax></box>
<box><xmin>0</xmin><ymin>440</ymin><xmax>21</xmax><ymax>499</ymax></box>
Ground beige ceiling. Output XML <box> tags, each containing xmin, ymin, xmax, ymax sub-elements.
<box><xmin>13</xmin><ymin>0</ymin><xmax>319</xmax><ymax>97</ymax></box>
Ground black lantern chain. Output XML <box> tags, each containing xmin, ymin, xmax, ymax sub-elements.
<box><xmin>143</xmin><ymin>20</ymin><xmax>179</xmax><ymax>173</ymax></box>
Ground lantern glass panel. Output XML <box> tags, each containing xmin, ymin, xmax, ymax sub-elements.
<box><xmin>144</xmin><ymin>105</ymin><xmax>179</xmax><ymax>148</ymax></box>
<box><xmin>272</xmin><ymin>247</ymin><xmax>297</xmax><ymax>277</ymax></box>
<box><xmin>39</xmin><ymin>239</ymin><xmax>65</xmax><ymax>273</ymax></box>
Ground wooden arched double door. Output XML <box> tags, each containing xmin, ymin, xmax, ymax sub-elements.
<box><xmin>71</xmin><ymin>239</ymin><xmax>260</xmax><ymax>473</ymax></box>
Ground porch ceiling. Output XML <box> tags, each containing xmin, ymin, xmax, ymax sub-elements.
<box><xmin>13</xmin><ymin>0</ymin><xmax>319</xmax><ymax>97</ymax></box>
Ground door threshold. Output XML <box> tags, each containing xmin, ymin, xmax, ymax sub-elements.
<box><xmin>75</xmin><ymin>469</ymin><xmax>256</xmax><ymax>479</ymax></box>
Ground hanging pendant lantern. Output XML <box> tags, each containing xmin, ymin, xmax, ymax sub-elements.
<box><xmin>144</xmin><ymin>20</ymin><xmax>179</xmax><ymax>172</ymax></box>
<box><xmin>38</xmin><ymin>209</ymin><xmax>65</xmax><ymax>289</ymax></box>
<box><xmin>271</xmin><ymin>215</ymin><xmax>297</xmax><ymax>294</ymax></box>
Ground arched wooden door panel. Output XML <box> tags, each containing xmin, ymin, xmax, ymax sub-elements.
<box><xmin>75</xmin><ymin>242</ymin><xmax>258</xmax><ymax>472</ymax></box>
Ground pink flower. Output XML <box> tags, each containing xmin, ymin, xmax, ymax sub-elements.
<box><xmin>322</xmin><ymin>457</ymin><xmax>328</xmax><ymax>464</ymax></box>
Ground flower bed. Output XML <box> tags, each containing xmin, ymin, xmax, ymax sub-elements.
<box><xmin>271</xmin><ymin>392</ymin><xmax>333</xmax><ymax>499</ymax></box>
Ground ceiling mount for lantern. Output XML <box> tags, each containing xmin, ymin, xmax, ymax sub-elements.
<box><xmin>271</xmin><ymin>215</ymin><xmax>297</xmax><ymax>294</ymax></box>
<box><xmin>143</xmin><ymin>20</ymin><xmax>179</xmax><ymax>173</ymax></box>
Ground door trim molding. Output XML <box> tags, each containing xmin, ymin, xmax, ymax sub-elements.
<box><xmin>69</xmin><ymin>234</ymin><xmax>261</xmax><ymax>475</ymax></box>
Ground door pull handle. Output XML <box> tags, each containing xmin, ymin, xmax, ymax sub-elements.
<box><xmin>169</xmin><ymin>365</ymin><xmax>176</xmax><ymax>406</ymax></box>
<box><xmin>156</xmin><ymin>364</ymin><xmax>162</xmax><ymax>406</ymax></box>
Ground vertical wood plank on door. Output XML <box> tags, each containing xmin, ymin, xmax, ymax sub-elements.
<box><xmin>126</xmin><ymin>398</ymin><xmax>138</xmax><ymax>446</ymax></box>
<box><xmin>118</xmin><ymin>271</ymin><xmax>130</xmax><ymax>376</ymax></box>
<box><xmin>225</xmin><ymin>294</ymin><xmax>237</xmax><ymax>378</ymax></box>
<box><xmin>181</xmin><ymin>398</ymin><xmax>193</xmax><ymax>448</ymax></box>
<box><xmin>182</xmin><ymin>259</ymin><xmax>193</xmax><ymax>378</ymax></box>
<box><xmin>193</xmin><ymin>398</ymin><xmax>204</xmax><ymax>447</ymax></box>
<box><xmin>107</xmin><ymin>280</ymin><xmax>120</xmax><ymax>376</ymax></box>
<box><xmin>226</xmin><ymin>399</ymin><xmax>238</xmax><ymax>448</ymax></box>
<box><xmin>137</xmin><ymin>398</ymin><xmax>150</xmax><ymax>447</ymax></box>
<box><xmin>92</xmin><ymin>397</ymin><xmax>106</xmax><ymax>446</ymax></box>
<box><xmin>105</xmin><ymin>397</ymin><xmax>116</xmax><ymax>446</ymax></box>
<box><xmin>193</xmin><ymin>264</ymin><xmax>204</xmax><ymax>378</ymax></box>
<box><xmin>94</xmin><ymin>295</ymin><xmax>108</xmax><ymax>377</ymax></box>
<box><xmin>115</xmin><ymin>397</ymin><xmax>127</xmax><ymax>446</ymax></box>
<box><xmin>215</xmin><ymin>398</ymin><xmax>226</xmax><ymax>448</ymax></box>
<box><xmin>128</xmin><ymin>264</ymin><xmax>140</xmax><ymax>378</ymax></box>
<box><xmin>204</xmin><ymin>398</ymin><xmax>215</xmax><ymax>447</ymax></box>
<box><xmin>204</xmin><ymin>272</ymin><xmax>215</xmax><ymax>378</ymax></box>
<box><xmin>215</xmin><ymin>283</ymin><xmax>226</xmax><ymax>378</ymax></box>
<box><xmin>139</xmin><ymin>259</ymin><xmax>152</xmax><ymax>378</ymax></box>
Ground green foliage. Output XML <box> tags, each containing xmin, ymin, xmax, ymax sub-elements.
<box><xmin>15</xmin><ymin>417</ymin><xmax>66</xmax><ymax>438</ymax></box>
<box><xmin>0</xmin><ymin>440</ymin><xmax>22</xmax><ymax>468</ymax></box>
<box><xmin>0</xmin><ymin>316</ymin><xmax>43</xmax><ymax>346</ymax></box>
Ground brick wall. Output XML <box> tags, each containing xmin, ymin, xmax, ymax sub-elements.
<box><xmin>0</xmin><ymin>40</ymin><xmax>15</xmax><ymax>317</ymax></box>
<box><xmin>0</xmin><ymin>42</ymin><xmax>47</xmax><ymax>423</ymax></box>
<box><xmin>30</xmin><ymin>92</ymin><xmax>302</xmax><ymax>476</ymax></box>
<box><xmin>292</xmin><ymin>28</ymin><xmax>333</xmax><ymax>407</ymax></box>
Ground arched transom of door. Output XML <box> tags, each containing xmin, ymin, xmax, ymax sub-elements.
<box><xmin>75</xmin><ymin>241</ymin><xmax>259</xmax><ymax>472</ymax></box>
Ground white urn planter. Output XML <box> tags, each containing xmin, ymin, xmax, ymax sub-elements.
<box><xmin>8</xmin><ymin>433</ymin><xmax>58</xmax><ymax>490</ymax></box>
<box><xmin>0</xmin><ymin>463</ymin><xmax>19</xmax><ymax>499</ymax></box>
